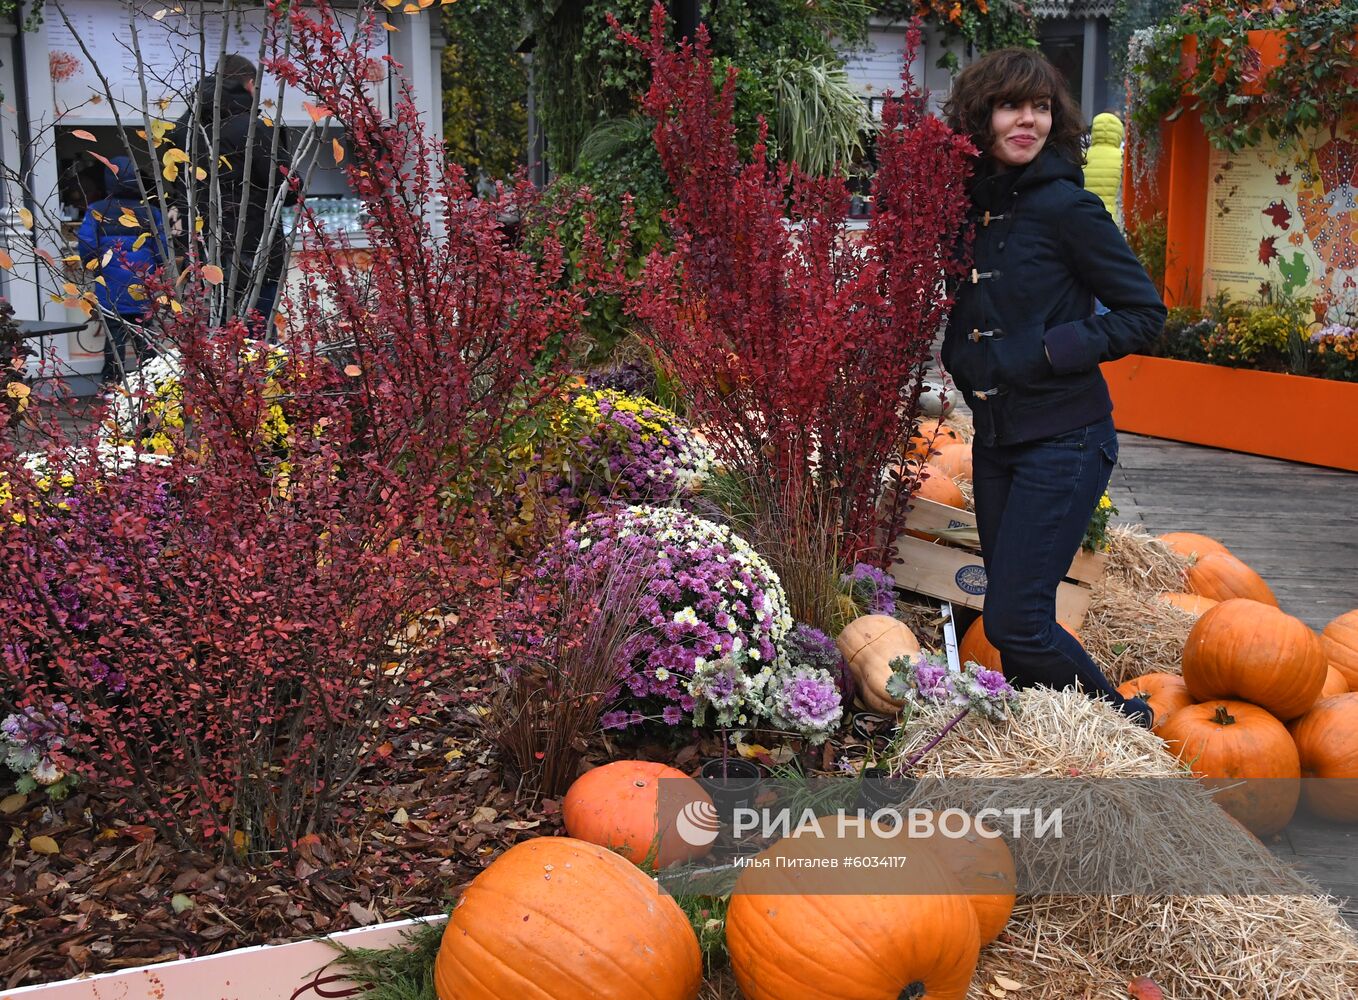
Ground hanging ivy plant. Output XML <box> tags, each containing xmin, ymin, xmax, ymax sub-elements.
<box><xmin>875</xmin><ymin>0</ymin><xmax>1038</xmax><ymax>66</ymax></box>
<box><xmin>1127</xmin><ymin>0</ymin><xmax>1358</xmax><ymax>155</ymax></box>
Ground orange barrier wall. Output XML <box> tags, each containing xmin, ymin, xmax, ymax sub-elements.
<box><xmin>1103</xmin><ymin>355</ymin><xmax>1358</xmax><ymax>472</ymax></box>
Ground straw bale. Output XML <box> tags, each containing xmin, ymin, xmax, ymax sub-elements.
<box><xmin>881</xmin><ymin>690</ymin><xmax>1358</xmax><ymax>999</ymax></box>
<box><xmin>1079</xmin><ymin>580</ymin><xmax>1195</xmax><ymax>687</ymax></box>
<box><xmin>1074</xmin><ymin>525</ymin><xmax>1198</xmax><ymax>686</ymax></box>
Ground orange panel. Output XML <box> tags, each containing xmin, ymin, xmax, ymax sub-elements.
<box><xmin>1102</xmin><ymin>355</ymin><xmax>1358</xmax><ymax>472</ymax></box>
<box><xmin>1161</xmin><ymin>108</ymin><xmax>1211</xmax><ymax>309</ymax></box>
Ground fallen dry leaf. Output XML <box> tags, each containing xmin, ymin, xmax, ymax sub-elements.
<box><xmin>29</xmin><ymin>836</ymin><xmax>60</xmax><ymax>856</ymax></box>
<box><xmin>0</xmin><ymin>793</ymin><xmax>26</xmax><ymax>814</ymax></box>
<box><xmin>1128</xmin><ymin>977</ymin><xmax>1165</xmax><ymax>1000</ymax></box>
<box><xmin>994</xmin><ymin>975</ymin><xmax>1026</xmax><ymax>991</ymax></box>
<box><xmin>470</xmin><ymin>805</ymin><xmax>497</xmax><ymax>825</ymax></box>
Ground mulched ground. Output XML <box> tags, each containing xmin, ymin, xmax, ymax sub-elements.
<box><xmin>0</xmin><ymin>672</ymin><xmax>923</xmax><ymax>992</ymax></box>
<box><xmin>0</xmin><ymin>698</ymin><xmax>552</xmax><ymax>990</ymax></box>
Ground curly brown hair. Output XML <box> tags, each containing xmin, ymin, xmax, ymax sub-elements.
<box><xmin>943</xmin><ymin>48</ymin><xmax>1085</xmax><ymax>167</ymax></box>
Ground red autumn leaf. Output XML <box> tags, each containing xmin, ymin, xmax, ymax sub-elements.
<box><xmin>1262</xmin><ymin>200</ymin><xmax>1292</xmax><ymax>230</ymax></box>
<box><xmin>89</xmin><ymin>151</ymin><xmax>120</xmax><ymax>175</ymax></box>
<box><xmin>1258</xmin><ymin>236</ymin><xmax>1279</xmax><ymax>265</ymax></box>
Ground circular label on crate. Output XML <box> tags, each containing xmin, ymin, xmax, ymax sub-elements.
<box><xmin>955</xmin><ymin>564</ymin><xmax>988</xmax><ymax>595</ymax></box>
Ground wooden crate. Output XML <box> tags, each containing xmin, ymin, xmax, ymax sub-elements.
<box><xmin>889</xmin><ymin>497</ymin><xmax>1107</xmax><ymax>628</ymax></box>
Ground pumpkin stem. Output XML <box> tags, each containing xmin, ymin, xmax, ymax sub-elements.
<box><xmin>899</xmin><ymin>984</ymin><xmax>926</xmax><ymax>999</ymax></box>
<box><xmin>1212</xmin><ymin>705</ymin><xmax>1236</xmax><ymax>726</ymax></box>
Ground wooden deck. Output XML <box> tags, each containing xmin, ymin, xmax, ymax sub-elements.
<box><xmin>1109</xmin><ymin>434</ymin><xmax>1358</xmax><ymax>629</ymax></box>
<box><xmin>1109</xmin><ymin>432</ymin><xmax>1358</xmax><ymax>928</ymax></box>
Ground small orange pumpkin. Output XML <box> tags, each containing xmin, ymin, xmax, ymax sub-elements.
<box><xmin>1116</xmin><ymin>672</ymin><xmax>1193</xmax><ymax>732</ymax></box>
<box><xmin>957</xmin><ymin>615</ymin><xmax>1079</xmax><ymax>676</ymax></box>
<box><xmin>1181</xmin><ymin>599</ymin><xmax>1327</xmax><ymax>721</ymax></box>
<box><xmin>1157</xmin><ymin>700</ymin><xmax>1301</xmax><ymax>837</ymax></box>
<box><xmin>1154</xmin><ymin>591</ymin><xmax>1219</xmax><ymax>618</ymax></box>
<box><xmin>1158</xmin><ymin>531</ymin><xmax>1232</xmax><ymax>562</ymax></box>
<box><xmin>434</xmin><ymin>837</ymin><xmax>702</xmax><ymax>1000</ymax></box>
<box><xmin>929</xmin><ymin>442</ymin><xmax>973</xmax><ymax>483</ymax></box>
<box><xmin>906</xmin><ymin>418</ymin><xmax>964</xmax><ymax>462</ymax></box>
<box><xmin>1184</xmin><ymin>552</ymin><xmax>1278</xmax><ymax>607</ymax></box>
<box><xmin>1288</xmin><ymin>692</ymin><xmax>1358</xmax><ymax>822</ymax></box>
<box><xmin>835</xmin><ymin>615</ymin><xmax>920</xmax><ymax>715</ymax></box>
<box><xmin>1321</xmin><ymin>609</ymin><xmax>1358</xmax><ymax>691</ymax></box>
<box><xmin>1321</xmin><ymin>666</ymin><xmax>1350</xmax><ymax>700</ymax></box>
<box><xmin>563</xmin><ymin>761</ymin><xmax>714</xmax><ymax>868</ymax></box>
<box><xmin>905</xmin><ymin>464</ymin><xmax>967</xmax><ymax>542</ymax></box>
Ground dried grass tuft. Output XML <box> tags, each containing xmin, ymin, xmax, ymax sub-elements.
<box><xmin>1076</xmin><ymin>524</ymin><xmax>1203</xmax><ymax>685</ymax></box>
<box><xmin>1102</xmin><ymin>523</ymin><xmax>1189</xmax><ymax>594</ymax></box>
<box><xmin>1079</xmin><ymin>580</ymin><xmax>1197</xmax><ymax>686</ymax></box>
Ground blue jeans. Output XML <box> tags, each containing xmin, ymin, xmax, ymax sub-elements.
<box><xmin>101</xmin><ymin>312</ymin><xmax>156</xmax><ymax>379</ymax></box>
<box><xmin>972</xmin><ymin>416</ymin><xmax>1144</xmax><ymax>718</ymax></box>
<box><xmin>250</xmin><ymin>280</ymin><xmax>279</xmax><ymax>338</ymax></box>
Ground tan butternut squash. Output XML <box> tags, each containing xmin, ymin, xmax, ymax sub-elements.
<box><xmin>835</xmin><ymin>614</ymin><xmax>921</xmax><ymax>715</ymax></box>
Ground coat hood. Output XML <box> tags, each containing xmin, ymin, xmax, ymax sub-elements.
<box><xmin>1090</xmin><ymin>113</ymin><xmax>1125</xmax><ymax>147</ymax></box>
<box><xmin>191</xmin><ymin>75</ymin><xmax>256</xmax><ymax>119</ymax></box>
<box><xmin>104</xmin><ymin>156</ymin><xmax>142</xmax><ymax>198</ymax></box>
<box><xmin>970</xmin><ymin>146</ymin><xmax>1084</xmax><ymax>211</ymax></box>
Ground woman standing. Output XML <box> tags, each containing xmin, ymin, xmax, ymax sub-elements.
<box><xmin>941</xmin><ymin>49</ymin><xmax>1165</xmax><ymax>725</ymax></box>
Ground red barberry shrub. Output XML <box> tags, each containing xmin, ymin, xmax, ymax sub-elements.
<box><xmin>618</xmin><ymin>6</ymin><xmax>974</xmax><ymax>563</ymax></box>
<box><xmin>0</xmin><ymin>0</ymin><xmax>602</xmax><ymax>859</ymax></box>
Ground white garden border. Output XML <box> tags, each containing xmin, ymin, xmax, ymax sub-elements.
<box><xmin>1</xmin><ymin>914</ymin><xmax>449</xmax><ymax>1000</ymax></box>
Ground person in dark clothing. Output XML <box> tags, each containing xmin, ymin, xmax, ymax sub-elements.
<box><xmin>76</xmin><ymin>156</ymin><xmax>168</xmax><ymax>380</ymax></box>
<box><xmin>172</xmin><ymin>54</ymin><xmax>294</xmax><ymax>330</ymax></box>
<box><xmin>941</xmin><ymin>49</ymin><xmax>1167</xmax><ymax>726</ymax></box>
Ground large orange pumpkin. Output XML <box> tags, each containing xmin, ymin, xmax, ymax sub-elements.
<box><xmin>1184</xmin><ymin>552</ymin><xmax>1279</xmax><ymax>607</ymax></box>
<box><xmin>1288</xmin><ymin>693</ymin><xmax>1358</xmax><ymax>822</ymax></box>
<box><xmin>1321</xmin><ymin>666</ymin><xmax>1350</xmax><ymax>700</ymax></box>
<box><xmin>929</xmin><ymin>442</ymin><xmax>973</xmax><ymax>483</ymax></box>
<box><xmin>907</xmin><ymin>812</ymin><xmax>1016</xmax><ymax>947</ymax></box>
<box><xmin>905</xmin><ymin>465</ymin><xmax>968</xmax><ymax>542</ymax></box>
<box><xmin>836</xmin><ymin>615</ymin><xmax>921</xmax><ymax>715</ymax></box>
<box><xmin>725</xmin><ymin>822</ymin><xmax>980</xmax><ymax>1000</ymax></box>
<box><xmin>1321</xmin><ymin>609</ymin><xmax>1358</xmax><ymax>691</ymax></box>
<box><xmin>1158</xmin><ymin>532</ymin><xmax>1232</xmax><ymax>562</ymax></box>
<box><xmin>1181</xmin><ymin>598</ymin><xmax>1326</xmax><ymax>720</ymax></box>
<box><xmin>1116</xmin><ymin>672</ymin><xmax>1193</xmax><ymax>732</ymax></box>
<box><xmin>434</xmin><ymin>837</ymin><xmax>702</xmax><ymax>1000</ymax></box>
<box><xmin>1154</xmin><ymin>592</ymin><xmax>1219</xmax><ymax>618</ymax></box>
<box><xmin>957</xmin><ymin>615</ymin><xmax>1079</xmax><ymax>676</ymax></box>
<box><xmin>563</xmin><ymin>761</ymin><xmax>713</xmax><ymax>869</ymax></box>
<box><xmin>1157</xmin><ymin>700</ymin><xmax>1301</xmax><ymax>837</ymax></box>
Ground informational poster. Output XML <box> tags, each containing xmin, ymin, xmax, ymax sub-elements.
<box><xmin>837</xmin><ymin>25</ymin><xmax>963</xmax><ymax>119</ymax></box>
<box><xmin>46</xmin><ymin>0</ymin><xmax>388</xmax><ymax>126</ymax></box>
<box><xmin>1202</xmin><ymin>120</ymin><xmax>1358</xmax><ymax>307</ymax></box>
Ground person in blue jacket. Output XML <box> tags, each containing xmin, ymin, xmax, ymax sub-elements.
<box><xmin>76</xmin><ymin>156</ymin><xmax>167</xmax><ymax>381</ymax></box>
<box><xmin>941</xmin><ymin>49</ymin><xmax>1167</xmax><ymax>726</ymax></box>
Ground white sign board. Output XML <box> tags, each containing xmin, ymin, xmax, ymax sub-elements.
<box><xmin>46</xmin><ymin>0</ymin><xmax>388</xmax><ymax>126</ymax></box>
